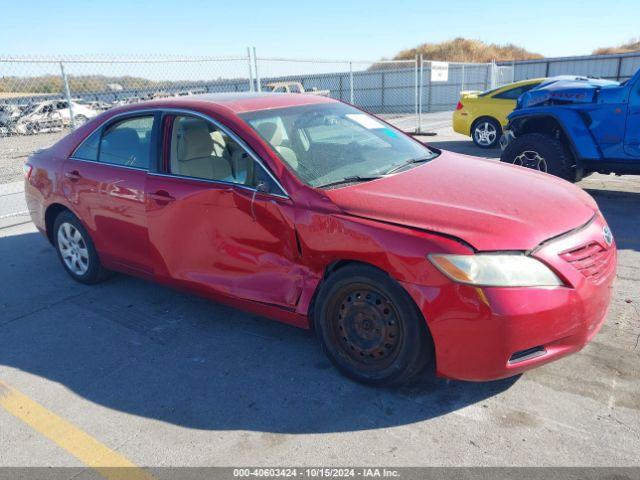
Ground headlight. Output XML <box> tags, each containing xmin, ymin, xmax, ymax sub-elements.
<box><xmin>428</xmin><ymin>254</ymin><xmax>563</xmax><ymax>287</ymax></box>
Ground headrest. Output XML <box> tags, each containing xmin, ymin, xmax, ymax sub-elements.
<box><xmin>210</xmin><ymin>130</ymin><xmax>226</xmax><ymax>153</ymax></box>
<box><xmin>257</xmin><ymin>121</ymin><xmax>282</xmax><ymax>146</ymax></box>
<box><xmin>179</xmin><ymin>121</ymin><xmax>213</xmax><ymax>161</ymax></box>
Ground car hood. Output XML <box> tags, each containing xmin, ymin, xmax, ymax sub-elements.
<box><xmin>324</xmin><ymin>151</ymin><xmax>598</xmax><ymax>251</ymax></box>
<box><xmin>518</xmin><ymin>77</ymin><xmax>620</xmax><ymax>108</ymax></box>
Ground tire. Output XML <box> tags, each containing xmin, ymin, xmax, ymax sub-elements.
<box><xmin>53</xmin><ymin>210</ymin><xmax>108</xmax><ymax>284</ymax></box>
<box><xmin>471</xmin><ymin>117</ymin><xmax>502</xmax><ymax>149</ymax></box>
<box><xmin>313</xmin><ymin>264</ymin><xmax>433</xmax><ymax>387</ymax></box>
<box><xmin>500</xmin><ymin>132</ymin><xmax>576</xmax><ymax>182</ymax></box>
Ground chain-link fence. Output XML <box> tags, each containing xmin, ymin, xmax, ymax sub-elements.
<box><xmin>254</xmin><ymin>57</ymin><xmax>420</xmax><ymax>122</ymax></box>
<box><xmin>0</xmin><ymin>54</ymin><xmax>255</xmax><ymax>221</ymax></box>
<box><xmin>0</xmin><ymin>51</ymin><xmax>518</xmax><ymax>223</ymax></box>
<box><xmin>510</xmin><ymin>51</ymin><xmax>640</xmax><ymax>82</ymax></box>
<box><xmin>414</xmin><ymin>59</ymin><xmax>513</xmax><ymax>134</ymax></box>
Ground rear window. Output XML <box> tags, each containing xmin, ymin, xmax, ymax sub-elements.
<box><xmin>99</xmin><ymin>116</ymin><xmax>154</xmax><ymax>169</ymax></box>
<box><xmin>493</xmin><ymin>83</ymin><xmax>541</xmax><ymax>100</ymax></box>
<box><xmin>73</xmin><ymin>129</ymin><xmax>101</xmax><ymax>161</ymax></box>
<box><xmin>72</xmin><ymin>115</ymin><xmax>155</xmax><ymax>169</ymax></box>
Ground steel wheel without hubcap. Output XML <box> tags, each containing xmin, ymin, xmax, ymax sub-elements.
<box><xmin>513</xmin><ymin>150</ymin><xmax>548</xmax><ymax>172</ymax></box>
<box><xmin>330</xmin><ymin>284</ymin><xmax>402</xmax><ymax>371</ymax></box>
<box><xmin>473</xmin><ymin>121</ymin><xmax>498</xmax><ymax>147</ymax></box>
<box><xmin>315</xmin><ymin>265</ymin><xmax>433</xmax><ymax>386</ymax></box>
<box><xmin>57</xmin><ymin>222</ymin><xmax>90</xmax><ymax>276</ymax></box>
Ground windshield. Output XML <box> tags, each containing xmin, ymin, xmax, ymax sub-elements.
<box><xmin>240</xmin><ymin>103</ymin><xmax>436</xmax><ymax>188</ymax></box>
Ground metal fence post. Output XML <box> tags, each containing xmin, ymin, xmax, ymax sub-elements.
<box><xmin>484</xmin><ymin>63</ymin><xmax>490</xmax><ymax>90</ymax></box>
<box><xmin>349</xmin><ymin>61</ymin><xmax>354</xmax><ymax>104</ymax></box>
<box><xmin>253</xmin><ymin>47</ymin><xmax>261</xmax><ymax>92</ymax></box>
<box><xmin>247</xmin><ymin>47</ymin><xmax>254</xmax><ymax>92</ymax></box>
<box><xmin>426</xmin><ymin>59</ymin><xmax>432</xmax><ymax>114</ymax></box>
<box><xmin>59</xmin><ymin>61</ymin><xmax>75</xmax><ymax>130</ymax></box>
<box><xmin>490</xmin><ymin>60</ymin><xmax>496</xmax><ymax>89</ymax></box>
<box><xmin>461</xmin><ymin>63</ymin><xmax>465</xmax><ymax>92</ymax></box>
<box><xmin>381</xmin><ymin>70</ymin><xmax>385</xmax><ymax>112</ymax></box>
<box><xmin>418</xmin><ymin>54</ymin><xmax>423</xmax><ymax>132</ymax></box>
<box><xmin>616</xmin><ymin>56</ymin><xmax>623</xmax><ymax>81</ymax></box>
<box><xmin>414</xmin><ymin>55</ymin><xmax>419</xmax><ymax>132</ymax></box>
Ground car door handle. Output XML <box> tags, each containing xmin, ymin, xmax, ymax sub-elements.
<box><xmin>148</xmin><ymin>190</ymin><xmax>176</xmax><ymax>205</ymax></box>
<box><xmin>65</xmin><ymin>170</ymin><xmax>81</xmax><ymax>181</ymax></box>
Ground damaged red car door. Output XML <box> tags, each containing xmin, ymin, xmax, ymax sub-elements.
<box><xmin>145</xmin><ymin>112</ymin><xmax>304</xmax><ymax>307</ymax></box>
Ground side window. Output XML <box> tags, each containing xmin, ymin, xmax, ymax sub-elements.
<box><xmin>494</xmin><ymin>83</ymin><xmax>540</xmax><ymax>100</ymax></box>
<box><xmin>99</xmin><ymin>116</ymin><xmax>154</xmax><ymax>169</ymax></box>
<box><xmin>168</xmin><ymin>115</ymin><xmax>285</xmax><ymax>195</ymax></box>
<box><xmin>73</xmin><ymin>128</ymin><xmax>102</xmax><ymax>161</ymax></box>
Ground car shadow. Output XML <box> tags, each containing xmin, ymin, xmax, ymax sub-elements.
<box><xmin>585</xmin><ymin>188</ymin><xmax>640</xmax><ymax>252</ymax></box>
<box><xmin>0</xmin><ymin>230</ymin><xmax>518</xmax><ymax>434</ymax></box>
<box><xmin>426</xmin><ymin>140</ymin><xmax>500</xmax><ymax>159</ymax></box>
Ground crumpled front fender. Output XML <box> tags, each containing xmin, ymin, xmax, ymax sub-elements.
<box><xmin>508</xmin><ymin>107</ymin><xmax>601</xmax><ymax>161</ymax></box>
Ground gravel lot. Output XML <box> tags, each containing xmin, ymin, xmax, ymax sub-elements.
<box><xmin>0</xmin><ymin>113</ymin><xmax>639</xmax><ymax>470</ymax></box>
<box><xmin>0</xmin><ymin>131</ymin><xmax>69</xmax><ymax>184</ymax></box>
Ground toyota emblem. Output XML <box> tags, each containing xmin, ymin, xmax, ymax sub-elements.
<box><xmin>603</xmin><ymin>226</ymin><xmax>613</xmax><ymax>247</ymax></box>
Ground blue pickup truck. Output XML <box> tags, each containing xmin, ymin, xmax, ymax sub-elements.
<box><xmin>500</xmin><ymin>70</ymin><xmax>640</xmax><ymax>182</ymax></box>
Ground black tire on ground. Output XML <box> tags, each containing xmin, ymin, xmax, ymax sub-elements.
<box><xmin>471</xmin><ymin>117</ymin><xmax>502</xmax><ymax>149</ymax></box>
<box><xmin>313</xmin><ymin>264</ymin><xmax>433</xmax><ymax>387</ymax></box>
<box><xmin>500</xmin><ymin>132</ymin><xmax>577</xmax><ymax>181</ymax></box>
<box><xmin>53</xmin><ymin>210</ymin><xmax>108</xmax><ymax>284</ymax></box>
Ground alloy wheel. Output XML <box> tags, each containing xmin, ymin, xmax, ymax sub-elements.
<box><xmin>473</xmin><ymin>122</ymin><xmax>497</xmax><ymax>146</ymax></box>
<box><xmin>57</xmin><ymin>222</ymin><xmax>90</xmax><ymax>276</ymax></box>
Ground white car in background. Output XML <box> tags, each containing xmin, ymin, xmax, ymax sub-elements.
<box><xmin>16</xmin><ymin>100</ymin><xmax>98</xmax><ymax>133</ymax></box>
<box><xmin>265</xmin><ymin>81</ymin><xmax>330</xmax><ymax>96</ymax></box>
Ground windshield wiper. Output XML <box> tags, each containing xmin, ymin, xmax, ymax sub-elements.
<box><xmin>316</xmin><ymin>175</ymin><xmax>385</xmax><ymax>189</ymax></box>
<box><xmin>384</xmin><ymin>154</ymin><xmax>436</xmax><ymax>175</ymax></box>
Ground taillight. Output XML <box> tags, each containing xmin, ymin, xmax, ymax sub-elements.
<box><xmin>23</xmin><ymin>163</ymin><xmax>33</xmax><ymax>180</ymax></box>
<box><xmin>456</xmin><ymin>101</ymin><xmax>464</xmax><ymax>110</ymax></box>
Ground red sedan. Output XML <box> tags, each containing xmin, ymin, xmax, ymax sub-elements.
<box><xmin>24</xmin><ymin>93</ymin><xmax>616</xmax><ymax>386</ymax></box>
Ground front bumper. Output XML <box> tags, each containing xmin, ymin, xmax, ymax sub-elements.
<box><xmin>403</xmin><ymin>215</ymin><xmax>616</xmax><ymax>381</ymax></box>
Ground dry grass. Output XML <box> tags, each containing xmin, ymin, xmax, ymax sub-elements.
<box><xmin>593</xmin><ymin>38</ymin><xmax>640</xmax><ymax>55</ymax></box>
<box><xmin>393</xmin><ymin>37</ymin><xmax>543</xmax><ymax>63</ymax></box>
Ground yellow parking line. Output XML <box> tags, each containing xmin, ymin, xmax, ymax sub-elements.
<box><xmin>0</xmin><ymin>381</ymin><xmax>155</xmax><ymax>480</ymax></box>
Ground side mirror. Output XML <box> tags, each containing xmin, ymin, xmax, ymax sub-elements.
<box><xmin>256</xmin><ymin>180</ymin><xmax>270</xmax><ymax>193</ymax></box>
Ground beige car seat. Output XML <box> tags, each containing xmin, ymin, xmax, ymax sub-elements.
<box><xmin>257</xmin><ymin>122</ymin><xmax>298</xmax><ymax>169</ymax></box>
<box><xmin>172</xmin><ymin>119</ymin><xmax>234</xmax><ymax>182</ymax></box>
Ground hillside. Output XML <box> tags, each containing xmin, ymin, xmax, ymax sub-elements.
<box><xmin>593</xmin><ymin>38</ymin><xmax>640</xmax><ymax>55</ymax></box>
<box><xmin>393</xmin><ymin>37</ymin><xmax>543</xmax><ymax>63</ymax></box>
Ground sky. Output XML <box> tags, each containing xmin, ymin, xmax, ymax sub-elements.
<box><xmin>1</xmin><ymin>0</ymin><xmax>639</xmax><ymax>60</ymax></box>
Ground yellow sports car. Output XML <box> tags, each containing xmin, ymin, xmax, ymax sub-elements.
<box><xmin>453</xmin><ymin>78</ymin><xmax>544</xmax><ymax>148</ymax></box>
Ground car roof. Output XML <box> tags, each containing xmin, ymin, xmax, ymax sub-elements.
<box><xmin>140</xmin><ymin>92</ymin><xmax>337</xmax><ymax>114</ymax></box>
<box><xmin>497</xmin><ymin>78</ymin><xmax>545</xmax><ymax>90</ymax></box>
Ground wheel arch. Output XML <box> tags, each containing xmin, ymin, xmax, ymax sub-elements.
<box><xmin>44</xmin><ymin>203</ymin><xmax>71</xmax><ymax>245</ymax></box>
<box><xmin>471</xmin><ymin>115</ymin><xmax>502</xmax><ymax>131</ymax></box>
<box><xmin>306</xmin><ymin>259</ymin><xmax>429</xmax><ymax>335</ymax></box>
<box><xmin>509</xmin><ymin>111</ymin><xmax>599</xmax><ymax>161</ymax></box>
